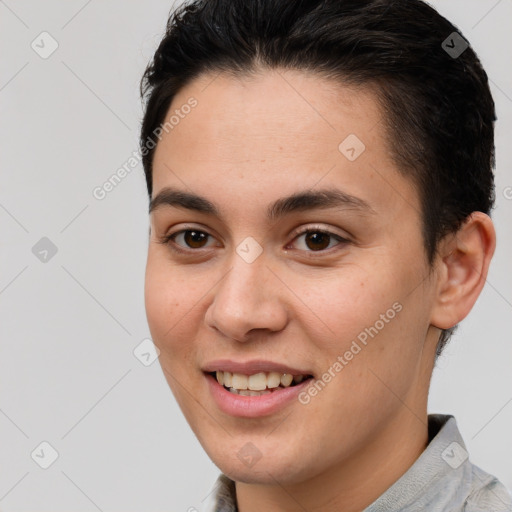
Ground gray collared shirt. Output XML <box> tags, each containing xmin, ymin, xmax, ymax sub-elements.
<box><xmin>204</xmin><ymin>414</ymin><xmax>512</xmax><ymax>511</ymax></box>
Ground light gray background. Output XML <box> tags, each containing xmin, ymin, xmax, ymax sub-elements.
<box><xmin>1</xmin><ymin>0</ymin><xmax>511</xmax><ymax>510</ymax></box>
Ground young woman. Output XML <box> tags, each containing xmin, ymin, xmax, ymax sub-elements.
<box><xmin>139</xmin><ymin>1</ymin><xmax>511</xmax><ymax>510</ymax></box>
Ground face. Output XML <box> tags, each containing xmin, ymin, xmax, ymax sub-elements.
<box><xmin>144</xmin><ymin>69</ymin><xmax>440</xmax><ymax>486</ymax></box>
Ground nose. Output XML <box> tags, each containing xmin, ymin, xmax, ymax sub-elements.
<box><xmin>204</xmin><ymin>253</ymin><xmax>288</xmax><ymax>342</ymax></box>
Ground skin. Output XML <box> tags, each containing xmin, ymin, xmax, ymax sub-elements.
<box><xmin>144</xmin><ymin>69</ymin><xmax>495</xmax><ymax>512</ymax></box>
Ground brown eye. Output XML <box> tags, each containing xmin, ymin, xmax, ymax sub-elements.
<box><xmin>182</xmin><ymin>230</ymin><xmax>209</xmax><ymax>249</ymax></box>
<box><xmin>163</xmin><ymin>229</ymin><xmax>215</xmax><ymax>251</ymax></box>
<box><xmin>304</xmin><ymin>232</ymin><xmax>331</xmax><ymax>251</ymax></box>
<box><xmin>290</xmin><ymin>229</ymin><xmax>348</xmax><ymax>253</ymax></box>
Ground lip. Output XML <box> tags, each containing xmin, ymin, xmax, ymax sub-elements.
<box><xmin>202</xmin><ymin>359</ymin><xmax>311</xmax><ymax>376</ymax></box>
<box><xmin>204</xmin><ymin>371</ymin><xmax>312</xmax><ymax>418</ymax></box>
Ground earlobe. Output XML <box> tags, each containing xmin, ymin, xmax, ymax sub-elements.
<box><xmin>430</xmin><ymin>212</ymin><xmax>496</xmax><ymax>330</ymax></box>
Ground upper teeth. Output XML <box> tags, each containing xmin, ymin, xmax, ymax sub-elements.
<box><xmin>216</xmin><ymin>371</ymin><xmax>305</xmax><ymax>390</ymax></box>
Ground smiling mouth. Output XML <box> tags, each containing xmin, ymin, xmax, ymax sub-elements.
<box><xmin>209</xmin><ymin>370</ymin><xmax>313</xmax><ymax>396</ymax></box>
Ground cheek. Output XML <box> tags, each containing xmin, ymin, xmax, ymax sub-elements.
<box><xmin>144</xmin><ymin>255</ymin><xmax>194</xmax><ymax>356</ymax></box>
<box><xmin>290</xmin><ymin>269</ymin><xmax>393</xmax><ymax>354</ymax></box>
<box><xmin>144</xmin><ymin>263</ymin><xmax>171</xmax><ymax>344</ymax></box>
<box><xmin>144</xmin><ymin>258</ymin><xmax>202</xmax><ymax>411</ymax></box>
<box><xmin>291</xmin><ymin>259</ymin><xmax>428</xmax><ymax>382</ymax></box>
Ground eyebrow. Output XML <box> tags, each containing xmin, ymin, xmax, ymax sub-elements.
<box><xmin>148</xmin><ymin>186</ymin><xmax>376</xmax><ymax>220</ymax></box>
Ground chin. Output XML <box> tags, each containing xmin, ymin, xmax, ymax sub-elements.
<box><xmin>202</xmin><ymin>436</ymin><xmax>320</xmax><ymax>486</ymax></box>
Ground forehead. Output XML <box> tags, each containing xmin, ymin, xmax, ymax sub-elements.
<box><xmin>151</xmin><ymin>69</ymin><xmax>419</xmax><ymax>220</ymax></box>
<box><xmin>155</xmin><ymin>69</ymin><xmax>383</xmax><ymax>162</ymax></box>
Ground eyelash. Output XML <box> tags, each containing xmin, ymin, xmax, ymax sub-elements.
<box><xmin>158</xmin><ymin>225</ymin><xmax>350</xmax><ymax>257</ymax></box>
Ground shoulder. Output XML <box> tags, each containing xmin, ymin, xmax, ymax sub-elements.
<box><xmin>463</xmin><ymin>463</ymin><xmax>512</xmax><ymax>512</ymax></box>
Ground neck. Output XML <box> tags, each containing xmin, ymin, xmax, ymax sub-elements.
<box><xmin>235</xmin><ymin>409</ymin><xmax>429</xmax><ymax>512</ymax></box>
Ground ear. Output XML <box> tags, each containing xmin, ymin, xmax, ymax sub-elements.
<box><xmin>430</xmin><ymin>212</ymin><xmax>496</xmax><ymax>330</ymax></box>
